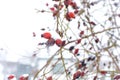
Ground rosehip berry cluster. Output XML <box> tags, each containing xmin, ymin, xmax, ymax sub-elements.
<box><xmin>41</xmin><ymin>32</ymin><xmax>65</xmax><ymax>47</ymax></box>
<box><xmin>7</xmin><ymin>74</ymin><xmax>28</xmax><ymax>80</ymax></box>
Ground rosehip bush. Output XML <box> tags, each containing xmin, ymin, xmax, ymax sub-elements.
<box><xmin>32</xmin><ymin>0</ymin><xmax>120</xmax><ymax>80</ymax></box>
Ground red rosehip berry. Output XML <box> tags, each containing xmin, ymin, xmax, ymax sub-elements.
<box><xmin>19</xmin><ymin>74</ymin><xmax>28</xmax><ymax>80</ymax></box>
<box><xmin>19</xmin><ymin>76</ymin><xmax>25</xmax><ymax>80</ymax></box>
<box><xmin>73</xmin><ymin>71</ymin><xmax>81</xmax><ymax>80</ymax></box>
<box><xmin>80</xmin><ymin>31</ymin><xmax>84</xmax><ymax>35</ymax></box>
<box><xmin>55</xmin><ymin>39</ymin><xmax>63</xmax><ymax>47</ymax></box>
<box><xmin>100</xmin><ymin>71</ymin><xmax>107</xmax><ymax>75</ymax></box>
<box><xmin>79</xmin><ymin>31</ymin><xmax>84</xmax><ymax>37</ymax></box>
<box><xmin>65</xmin><ymin>12</ymin><xmax>71</xmax><ymax>21</ymax></box>
<box><xmin>47</xmin><ymin>76</ymin><xmax>52</xmax><ymax>80</ymax></box>
<box><xmin>50</xmin><ymin>7</ymin><xmax>55</xmax><ymax>12</ymax></box>
<box><xmin>68</xmin><ymin>12</ymin><xmax>75</xmax><ymax>18</ymax></box>
<box><xmin>8</xmin><ymin>74</ymin><xmax>15</xmax><ymax>80</ymax></box>
<box><xmin>76</xmin><ymin>39</ymin><xmax>81</xmax><ymax>44</ymax></box>
<box><xmin>74</xmin><ymin>48</ymin><xmax>79</xmax><ymax>55</ymax></box>
<box><xmin>41</xmin><ymin>32</ymin><xmax>51</xmax><ymax>39</ymax></box>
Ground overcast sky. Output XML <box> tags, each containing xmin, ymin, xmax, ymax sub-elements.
<box><xmin>0</xmin><ymin>0</ymin><xmax>47</xmax><ymax>61</ymax></box>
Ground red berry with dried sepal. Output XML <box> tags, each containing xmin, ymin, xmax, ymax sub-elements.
<box><xmin>65</xmin><ymin>12</ymin><xmax>75</xmax><ymax>21</ymax></box>
<box><xmin>55</xmin><ymin>39</ymin><xmax>63</xmax><ymax>47</ymax></box>
<box><xmin>73</xmin><ymin>71</ymin><xmax>81</xmax><ymax>80</ymax></box>
<box><xmin>74</xmin><ymin>48</ymin><xmax>79</xmax><ymax>55</ymax></box>
<box><xmin>64</xmin><ymin>0</ymin><xmax>72</xmax><ymax>8</ymax></box>
<box><xmin>70</xmin><ymin>2</ymin><xmax>78</xmax><ymax>9</ymax></box>
<box><xmin>41</xmin><ymin>32</ymin><xmax>51</xmax><ymax>39</ymax></box>
<box><xmin>76</xmin><ymin>39</ymin><xmax>81</xmax><ymax>44</ymax></box>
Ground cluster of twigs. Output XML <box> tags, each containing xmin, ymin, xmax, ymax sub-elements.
<box><xmin>33</xmin><ymin>0</ymin><xmax>120</xmax><ymax>80</ymax></box>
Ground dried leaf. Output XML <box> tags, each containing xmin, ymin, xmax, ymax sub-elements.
<box><xmin>78</xmin><ymin>9</ymin><xmax>85</xmax><ymax>16</ymax></box>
